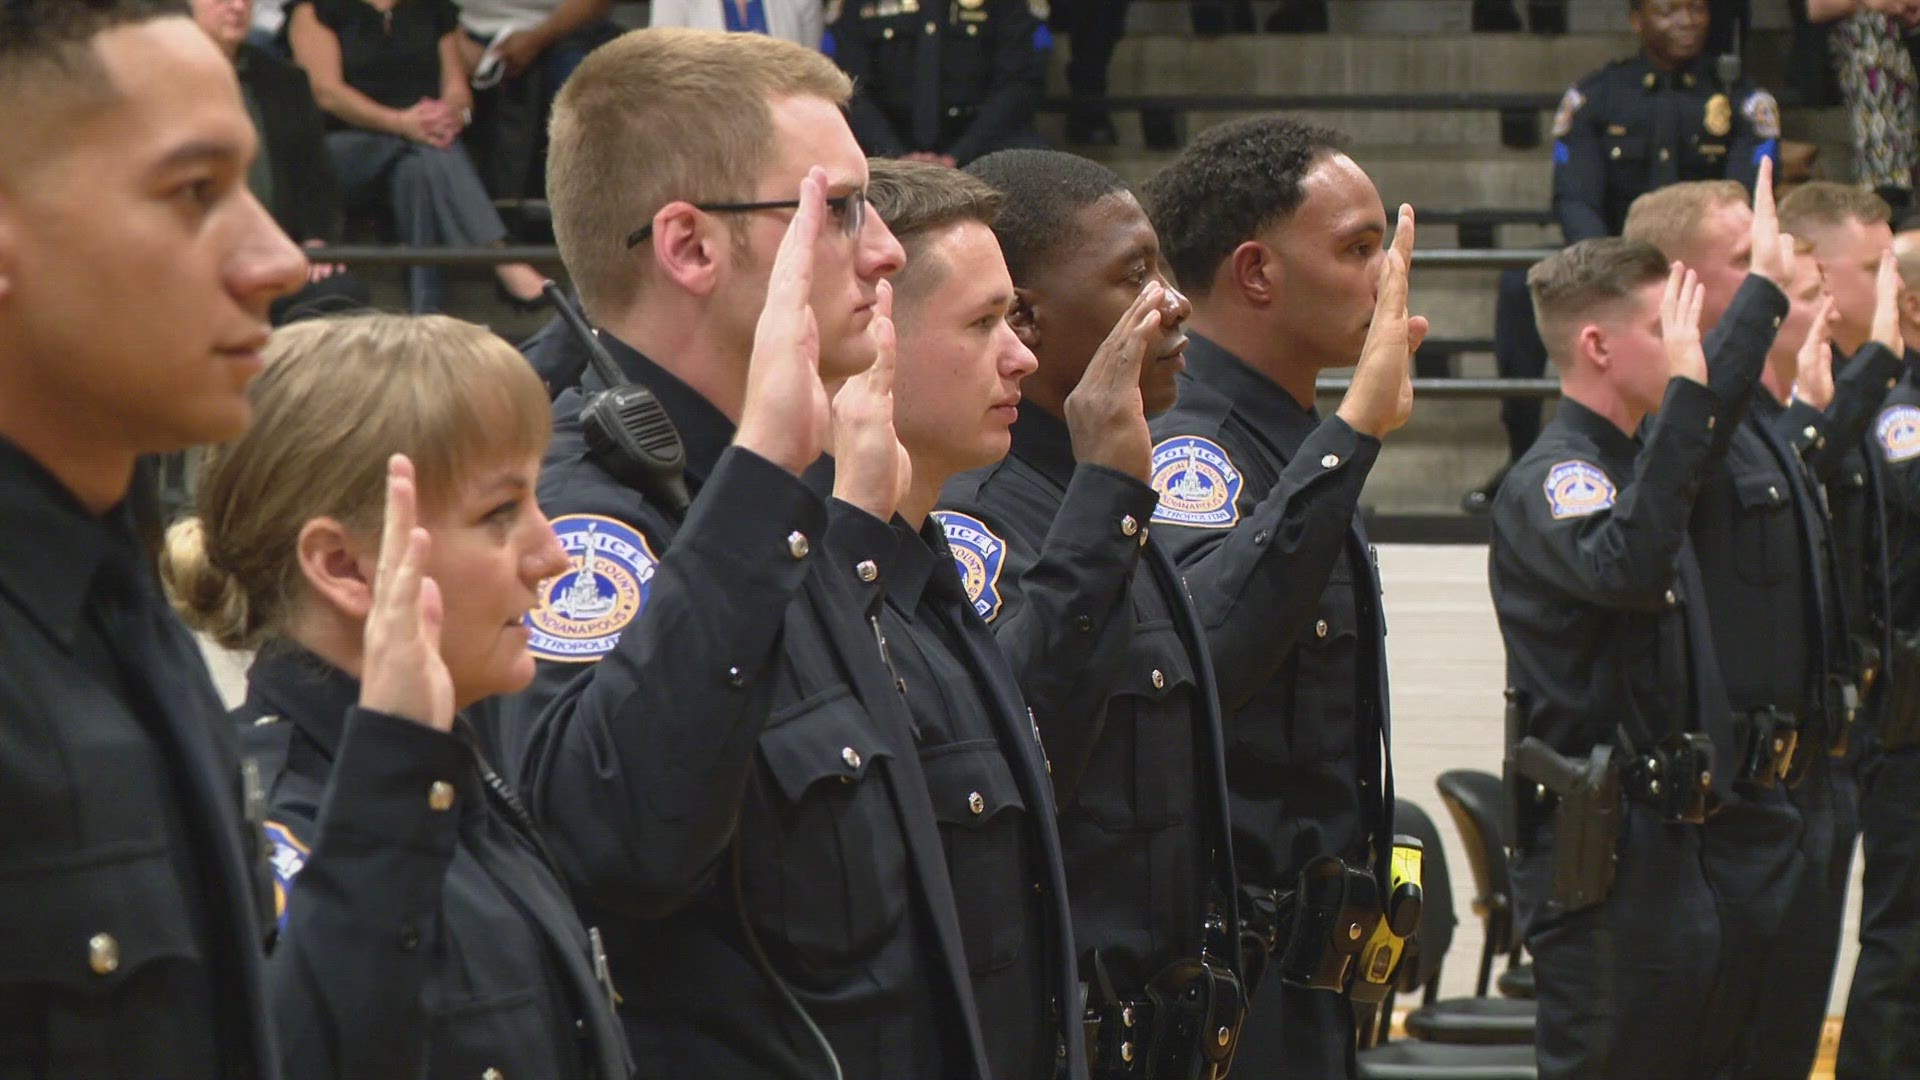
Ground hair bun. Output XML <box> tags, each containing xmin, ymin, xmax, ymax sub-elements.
<box><xmin>158</xmin><ymin>516</ymin><xmax>256</xmax><ymax>651</ymax></box>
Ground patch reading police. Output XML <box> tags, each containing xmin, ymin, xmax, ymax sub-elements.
<box><xmin>1876</xmin><ymin>404</ymin><xmax>1920</xmax><ymax>463</ymax></box>
<box><xmin>1742</xmin><ymin>89</ymin><xmax>1781</xmax><ymax>139</ymax></box>
<box><xmin>262</xmin><ymin>821</ymin><xmax>308</xmax><ymax>933</ymax></box>
<box><xmin>1150</xmin><ymin>435</ymin><xmax>1244</xmax><ymax>529</ymax></box>
<box><xmin>1551</xmin><ymin>86</ymin><xmax>1586</xmax><ymax>139</ymax></box>
<box><xmin>931</xmin><ymin>510</ymin><xmax>1007</xmax><ymax>622</ymax></box>
<box><xmin>1543</xmin><ymin>460</ymin><xmax>1617</xmax><ymax>520</ymax></box>
<box><xmin>525</xmin><ymin>514</ymin><xmax>657</xmax><ymax>662</ymax></box>
<box><xmin>1704</xmin><ymin>93</ymin><xmax>1732</xmax><ymax>138</ymax></box>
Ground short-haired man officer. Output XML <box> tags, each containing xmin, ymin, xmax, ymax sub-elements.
<box><xmin>1141</xmin><ymin>116</ymin><xmax>1425</xmax><ymax>1077</ymax></box>
<box><xmin>0</xmin><ymin>0</ymin><xmax>308</xmax><ymax>1073</ymax></box>
<box><xmin>508</xmin><ymin>28</ymin><xmax>1007</xmax><ymax>1080</ymax></box>
<box><xmin>1492</xmin><ymin>157</ymin><xmax>1792</xmax><ymax>1076</ymax></box>
<box><xmin>1467</xmin><ymin>0</ymin><xmax>1782</xmax><ymax>511</ymax></box>
<box><xmin>1834</xmin><ymin>225</ymin><xmax>1920</xmax><ymax>1080</ymax></box>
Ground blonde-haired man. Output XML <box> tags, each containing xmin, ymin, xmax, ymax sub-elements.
<box><xmin>506</xmin><ymin>28</ymin><xmax>1005</xmax><ymax>1080</ymax></box>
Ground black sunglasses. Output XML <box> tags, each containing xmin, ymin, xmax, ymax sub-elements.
<box><xmin>625</xmin><ymin>190</ymin><xmax>868</xmax><ymax>249</ymax></box>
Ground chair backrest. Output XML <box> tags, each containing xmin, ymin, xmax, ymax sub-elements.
<box><xmin>1393</xmin><ymin>797</ymin><xmax>1459</xmax><ymax>991</ymax></box>
<box><xmin>1435</xmin><ymin>769</ymin><xmax>1516</xmax><ymax>953</ymax></box>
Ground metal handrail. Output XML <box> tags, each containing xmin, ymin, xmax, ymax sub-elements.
<box><xmin>1039</xmin><ymin>92</ymin><xmax>1562</xmax><ymax>113</ymax></box>
<box><xmin>1316</xmin><ymin>377</ymin><xmax>1561</xmax><ymax>399</ymax></box>
<box><xmin>307</xmin><ymin>244</ymin><xmax>1560</xmax><ymax>270</ymax></box>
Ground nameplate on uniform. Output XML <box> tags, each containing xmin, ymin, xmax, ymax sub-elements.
<box><xmin>526</xmin><ymin>514</ymin><xmax>657</xmax><ymax>662</ymax></box>
<box><xmin>1877</xmin><ymin>404</ymin><xmax>1920</xmax><ymax>463</ymax></box>
<box><xmin>263</xmin><ymin>821</ymin><xmax>309</xmax><ymax>932</ymax></box>
<box><xmin>932</xmin><ymin>510</ymin><xmax>1007</xmax><ymax>622</ymax></box>
<box><xmin>1543</xmin><ymin>460</ymin><xmax>1616</xmax><ymax>519</ymax></box>
<box><xmin>1149</xmin><ymin>435</ymin><xmax>1243</xmax><ymax>529</ymax></box>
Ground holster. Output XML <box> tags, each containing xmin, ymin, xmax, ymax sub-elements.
<box><xmin>1620</xmin><ymin>731</ymin><xmax>1713</xmax><ymax>824</ymax></box>
<box><xmin>1083</xmin><ymin>953</ymin><xmax>1247</xmax><ymax>1080</ymax></box>
<box><xmin>1511</xmin><ymin>737</ymin><xmax>1621</xmax><ymax>915</ymax></box>
<box><xmin>1273</xmin><ymin>856</ymin><xmax>1381</xmax><ymax>992</ymax></box>
<box><xmin>1733</xmin><ymin>708</ymin><xmax>1799</xmax><ymax>787</ymax></box>
<box><xmin>1882</xmin><ymin>631</ymin><xmax>1920</xmax><ymax>750</ymax></box>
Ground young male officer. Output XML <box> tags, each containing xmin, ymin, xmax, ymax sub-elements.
<box><xmin>0</xmin><ymin>0</ymin><xmax>307</xmax><ymax>1072</ymax></box>
<box><xmin>1140</xmin><ymin>117</ymin><xmax>1424</xmax><ymax>1077</ymax></box>
<box><xmin>506</xmin><ymin>28</ymin><xmax>999</xmax><ymax>1079</ymax></box>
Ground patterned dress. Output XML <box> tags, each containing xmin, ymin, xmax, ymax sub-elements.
<box><xmin>1831</xmin><ymin>12</ymin><xmax>1919</xmax><ymax>190</ymax></box>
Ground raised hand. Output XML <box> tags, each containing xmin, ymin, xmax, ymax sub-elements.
<box><xmin>1794</xmin><ymin>296</ymin><xmax>1837</xmax><ymax>410</ymax></box>
<box><xmin>1748</xmin><ymin>157</ymin><xmax>1796</xmax><ymax>286</ymax></box>
<box><xmin>830</xmin><ymin>280</ymin><xmax>912</xmax><ymax>520</ymax></box>
<box><xmin>1871</xmin><ymin>247</ymin><xmax>1906</xmax><ymax>356</ymax></box>
<box><xmin>1662</xmin><ymin>262</ymin><xmax>1709</xmax><ymax>387</ymax></box>
<box><xmin>1336</xmin><ymin>203</ymin><xmax>1427</xmax><ymax>440</ymax></box>
<box><xmin>358</xmin><ymin>455</ymin><xmax>455</xmax><ymax>732</ymax></box>
<box><xmin>1063</xmin><ymin>280</ymin><xmax>1166</xmax><ymax>483</ymax></box>
<box><xmin>736</xmin><ymin>165</ymin><xmax>834</xmax><ymax>476</ymax></box>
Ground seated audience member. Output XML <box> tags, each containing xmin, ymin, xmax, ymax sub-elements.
<box><xmin>648</xmin><ymin>0</ymin><xmax>823</xmax><ymax>46</ymax></box>
<box><xmin>159</xmin><ymin>313</ymin><xmax>629</xmax><ymax>1080</ymax></box>
<box><xmin>1805</xmin><ymin>0</ymin><xmax>1920</xmax><ymax>211</ymax></box>
<box><xmin>285</xmin><ymin>0</ymin><xmax>548</xmax><ymax>312</ymax></box>
<box><xmin>455</xmin><ymin>0</ymin><xmax>616</xmax><ymax>208</ymax></box>
<box><xmin>827</xmin><ymin>0</ymin><xmax>1048</xmax><ymax>167</ymax></box>
<box><xmin>192</xmin><ymin>0</ymin><xmax>370</xmax><ymax>325</ymax></box>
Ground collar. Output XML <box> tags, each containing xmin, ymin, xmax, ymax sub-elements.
<box><xmin>1183</xmin><ymin>332</ymin><xmax>1321</xmax><ymax>442</ymax></box>
<box><xmin>1905</xmin><ymin>348</ymin><xmax>1920</xmax><ymax>385</ymax></box>
<box><xmin>0</xmin><ymin>436</ymin><xmax>136</xmax><ymax>648</ymax></box>
<box><xmin>243</xmin><ymin>642</ymin><xmax>363</xmax><ymax>757</ymax></box>
<box><xmin>1631</xmin><ymin>52</ymin><xmax>1715</xmax><ymax>91</ymax></box>
<box><xmin>590</xmin><ymin>331</ymin><xmax>739</xmax><ymax>489</ymax></box>
<box><xmin>1555</xmin><ymin>397</ymin><xmax>1643</xmax><ymax>471</ymax></box>
<box><xmin>1007</xmin><ymin>400</ymin><xmax>1077</xmax><ymax>487</ymax></box>
<box><xmin>886</xmin><ymin>516</ymin><xmax>967</xmax><ymax>617</ymax></box>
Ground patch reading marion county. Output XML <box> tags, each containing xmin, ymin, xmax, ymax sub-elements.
<box><xmin>931</xmin><ymin>510</ymin><xmax>1007</xmax><ymax>622</ymax></box>
<box><xmin>1149</xmin><ymin>435</ymin><xmax>1243</xmax><ymax>529</ymax></box>
<box><xmin>1543</xmin><ymin>460</ymin><xmax>1617</xmax><ymax>520</ymax></box>
<box><xmin>525</xmin><ymin>514</ymin><xmax>657</xmax><ymax>662</ymax></box>
<box><xmin>262</xmin><ymin>821</ymin><xmax>308</xmax><ymax>932</ymax></box>
<box><xmin>1877</xmin><ymin>404</ymin><xmax>1920</xmax><ymax>463</ymax></box>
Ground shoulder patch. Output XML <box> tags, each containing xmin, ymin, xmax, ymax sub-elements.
<box><xmin>1742</xmin><ymin>89</ymin><xmax>1781</xmax><ymax>140</ymax></box>
<box><xmin>1149</xmin><ymin>435</ymin><xmax>1243</xmax><ymax>529</ymax></box>
<box><xmin>262</xmin><ymin>821</ymin><xmax>309</xmax><ymax>933</ymax></box>
<box><xmin>1543</xmin><ymin>460</ymin><xmax>1617</xmax><ymax>520</ymax></box>
<box><xmin>1552</xmin><ymin>86</ymin><xmax>1586</xmax><ymax>139</ymax></box>
<box><xmin>1876</xmin><ymin>404</ymin><xmax>1920</xmax><ymax>463</ymax></box>
<box><xmin>525</xmin><ymin>514</ymin><xmax>657</xmax><ymax>662</ymax></box>
<box><xmin>931</xmin><ymin>510</ymin><xmax>1007</xmax><ymax>622</ymax></box>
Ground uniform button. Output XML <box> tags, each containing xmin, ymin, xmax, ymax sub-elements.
<box><xmin>1120</xmin><ymin>514</ymin><xmax>1139</xmax><ymax>537</ymax></box>
<box><xmin>1138</xmin><ymin>528</ymin><xmax>1149</xmax><ymax>547</ymax></box>
<box><xmin>1121</xmin><ymin>1041</ymin><xmax>1135</xmax><ymax>1063</ymax></box>
<box><xmin>1768</xmin><ymin>485</ymin><xmax>1779</xmax><ymax>501</ymax></box>
<box><xmin>398</xmin><ymin>922</ymin><xmax>420</xmax><ymax>951</ymax></box>
<box><xmin>1658</xmin><ymin>148</ymin><xmax>1670</xmax><ymax>161</ymax></box>
<box><xmin>428</xmin><ymin>781</ymin><xmax>456</xmax><ymax>812</ymax></box>
<box><xmin>1610</xmin><ymin>146</ymin><xmax>1622</xmax><ymax>160</ymax></box>
<box><xmin>88</xmin><ymin>933</ymin><xmax>119</xmax><ymax>975</ymax></box>
<box><xmin>787</xmin><ymin>531</ymin><xmax>810</xmax><ymax>559</ymax></box>
<box><xmin>881</xmin><ymin>25</ymin><xmax>893</xmax><ymax>37</ymax></box>
<box><xmin>965</xmin><ymin>22</ymin><xmax>977</xmax><ymax>34</ymax></box>
<box><xmin>968</xmin><ymin>791</ymin><xmax>986</xmax><ymax>815</ymax></box>
<box><xmin>483</xmin><ymin>1070</ymin><xmax>504</xmax><ymax>1080</ymax></box>
<box><xmin>1890</xmin><ymin>377</ymin><xmax>1901</xmax><ymax>390</ymax></box>
<box><xmin>1316</xmin><ymin>619</ymin><xmax>1330</xmax><ymax>639</ymax></box>
<box><xmin>856</xmin><ymin>559</ymin><xmax>879</xmax><ymax>583</ymax></box>
<box><xmin>1151</xmin><ymin>669</ymin><xmax>1166</xmax><ymax>689</ymax></box>
<box><xmin>1321</xmin><ymin>453</ymin><xmax>1340</xmax><ymax>468</ymax></box>
<box><xmin>727</xmin><ymin>666</ymin><xmax>745</xmax><ymax>687</ymax></box>
<box><xmin>1706</xmin><ymin>415</ymin><xmax>1716</xmax><ymax>431</ymax></box>
<box><xmin>1664</xmin><ymin>589</ymin><xmax>1677</xmax><ymax>606</ymax></box>
<box><xmin>924</xmin><ymin>20</ymin><xmax>936</xmax><ymax>32</ymax></box>
<box><xmin>842</xmin><ymin>746</ymin><xmax>862</xmax><ymax>770</ymax></box>
<box><xmin>1076</xmin><ymin>615</ymin><xmax>1093</xmax><ymax>632</ymax></box>
<box><xmin>1772</xmin><ymin>316</ymin><xmax>1781</xmax><ymax>329</ymax></box>
<box><xmin>1804</xmin><ymin>426</ymin><xmax>1819</xmax><ymax>441</ymax></box>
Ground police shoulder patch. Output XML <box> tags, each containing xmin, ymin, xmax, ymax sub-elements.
<box><xmin>1552</xmin><ymin>86</ymin><xmax>1586</xmax><ymax>139</ymax></box>
<box><xmin>1150</xmin><ymin>435</ymin><xmax>1244</xmax><ymax>529</ymax></box>
<box><xmin>1543</xmin><ymin>460</ymin><xmax>1617</xmax><ymax>520</ymax></box>
<box><xmin>525</xmin><ymin>514</ymin><xmax>658</xmax><ymax>663</ymax></box>
<box><xmin>1742</xmin><ymin>89</ymin><xmax>1781</xmax><ymax>140</ymax></box>
<box><xmin>262</xmin><ymin>820</ymin><xmax>309</xmax><ymax>932</ymax></box>
<box><xmin>1876</xmin><ymin>403</ymin><xmax>1920</xmax><ymax>463</ymax></box>
<box><xmin>931</xmin><ymin>510</ymin><xmax>1007</xmax><ymax>622</ymax></box>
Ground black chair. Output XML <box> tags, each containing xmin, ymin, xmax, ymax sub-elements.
<box><xmin>1435</xmin><ymin>769</ymin><xmax>1536</xmax><ymax>1000</ymax></box>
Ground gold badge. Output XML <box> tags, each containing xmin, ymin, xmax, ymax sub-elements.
<box><xmin>957</xmin><ymin>0</ymin><xmax>984</xmax><ymax>9</ymax></box>
<box><xmin>1705</xmin><ymin>94</ymin><xmax>1731</xmax><ymax>138</ymax></box>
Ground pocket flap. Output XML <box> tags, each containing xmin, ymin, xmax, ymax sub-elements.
<box><xmin>0</xmin><ymin>845</ymin><xmax>203</xmax><ymax>994</ymax></box>
<box><xmin>760</xmin><ymin>688</ymin><xmax>894</xmax><ymax>804</ymax></box>
<box><xmin>1732</xmin><ymin>473</ymin><xmax>1789</xmax><ymax>509</ymax></box>
<box><xmin>920</xmin><ymin>740</ymin><xmax>1025</xmax><ymax>828</ymax></box>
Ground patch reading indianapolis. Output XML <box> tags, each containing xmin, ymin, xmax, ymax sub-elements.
<box><xmin>1150</xmin><ymin>435</ymin><xmax>1244</xmax><ymax>528</ymax></box>
<box><xmin>262</xmin><ymin>821</ymin><xmax>308</xmax><ymax>932</ymax></box>
<box><xmin>526</xmin><ymin>514</ymin><xmax>657</xmax><ymax>662</ymax></box>
<box><xmin>1543</xmin><ymin>460</ymin><xmax>1617</xmax><ymax>520</ymax></box>
<box><xmin>1876</xmin><ymin>404</ymin><xmax>1920</xmax><ymax>463</ymax></box>
<box><xmin>931</xmin><ymin>510</ymin><xmax>1007</xmax><ymax>622</ymax></box>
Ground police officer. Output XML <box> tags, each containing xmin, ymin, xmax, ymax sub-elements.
<box><xmin>826</xmin><ymin>0</ymin><xmax>1050</xmax><ymax>167</ymax></box>
<box><xmin>936</xmin><ymin>148</ymin><xmax>1252</xmax><ymax>1078</ymax></box>
<box><xmin>1834</xmin><ymin>226</ymin><xmax>1920</xmax><ymax>1080</ymax></box>
<box><xmin>1466</xmin><ymin>0</ymin><xmax>1782</xmax><ymax>511</ymax></box>
<box><xmin>1141</xmin><ymin>116</ymin><xmax>1424</xmax><ymax>1077</ymax></box>
<box><xmin>852</xmin><ymin>160</ymin><xmax>1089</xmax><ymax>1080</ymax></box>
<box><xmin>504</xmin><ymin>29</ymin><xmax>1001</xmax><ymax>1079</ymax></box>
<box><xmin>1492</xmin><ymin>166</ymin><xmax>1792</xmax><ymax>1076</ymax></box>
<box><xmin>0</xmin><ymin>0</ymin><xmax>308</xmax><ymax>1073</ymax></box>
<box><xmin>160</xmin><ymin>315</ymin><xmax>628</xmax><ymax>1080</ymax></box>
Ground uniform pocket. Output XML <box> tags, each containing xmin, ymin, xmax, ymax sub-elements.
<box><xmin>920</xmin><ymin>740</ymin><xmax>1029</xmax><ymax>975</ymax></box>
<box><xmin>1077</xmin><ymin>621</ymin><xmax>1198</xmax><ymax>831</ymax></box>
<box><xmin>1233</xmin><ymin>573</ymin><xmax>1362</xmax><ymax>769</ymax></box>
<box><xmin>427</xmin><ymin>988</ymin><xmax>561</xmax><ymax>1079</ymax></box>
<box><xmin>1731</xmin><ymin>473</ymin><xmax>1794</xmax><ymax>586</ymax></box>
<box><xmin>0</xmin><ymin>845</ymin><xmax>203</xmax><ymax>996</ymax></box>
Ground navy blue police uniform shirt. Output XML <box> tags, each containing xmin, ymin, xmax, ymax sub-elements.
<box><xmin>1489</xmin><ymin>276</ymin><xmax>1786</xmax><ymax>788</ymax></box>
<box><xmin>235</xmin><ymin>644</ymin><xmax>629</xmax><ymax>1080</ymax></box>
<box><xmin>938</xmin><ymin>402</ymin><xmax>1240</xmax><ymax>996</ymax></box>
<box><xmin>502</xmin><ymin>331</ymin><xmax>999</xmax><ymax>1080</ymax></box>
<box><xmin>1144</xmin><ymin>336</ymin><xmax>1395</xmax><ymax>893</ymax></box>
<box><xmin>1873</xmin><ymin>352</ymin><xmax>1920</xmax><ymax>636</ymax></box>
<box><xmin>1553</xmin><ymin>52</ymin><xmax>1780</xmax><ymax>242</ymax></box>
<box><xmin>825</xmin><ymin>0</ymin><xmax>1050</xmax><ymax>164</ymax></box>
<box><xmin>0</xmin><ymin>436</ymin><xmax>279</xmax><ymax>1078</ymax></box>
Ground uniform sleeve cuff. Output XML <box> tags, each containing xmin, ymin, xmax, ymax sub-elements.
<box><xmin>675</xmin><ymin>445</ymin><xmax>829</xmax><ymax>570</ymax></box>
<box><xmin>318</xmin><ymin>708</ymin><xmax>469</xmax><ymax>858</ymax></box>
<box><xmin>1047</xmin><ymin>463</ymin><xmax>1160</xmax><ymax>552</ymax></box>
